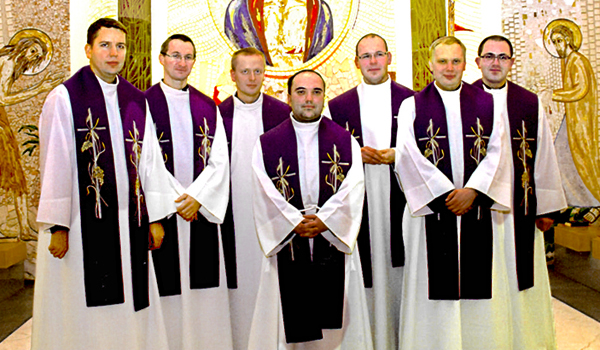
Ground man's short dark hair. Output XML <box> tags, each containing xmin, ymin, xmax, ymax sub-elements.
<box><xmin>355</xmin><ymin>33</ymin><xmax>389</xmax><ymax>56</ymax></box>
<box><xmin>231</xmin><ymin>47</ymin><xmax>265</xmax><ymax>71</ymax></box>
<box><xmin>287</xmin><ymin>69</ymin><xmax>326</xmax><ymax>95</ymax></box>
<box><xmin>477</xmin><ymin>35</ymin><xmax>513</xmax><ymax>57</ymax></box>
<box><xmin>160</xmin><ymin>34</ymin><xmax>196</xmax><ymax>58</ymax></box>
<box><xmin>87</xmin><ymin>18</ymin><xmax>128</xmax><ymax>45</ymax></box>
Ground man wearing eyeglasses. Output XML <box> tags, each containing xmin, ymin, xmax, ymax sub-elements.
<box><xmin>217</xmin><ymin>47</ymin><xmax>290</xmax><ymax>350</ymax></box>
<box><xmin>325</xmin><ymin>33</ymin><xmax>413</xmax><ymax>350</ymax></box>
<box><xmin>394</xmin><ymin>36</ymin><xmax>512</xmax><ymax>349</ymax></box>
<box><xmin>473</xmin><ymin>35</ymin><xmax>566</xmax><ymax>349</ymax></box>
<box><xmin>145</xmin><ymin>34</ymin><xmax>233</xmax><ymax>349</ymax></box>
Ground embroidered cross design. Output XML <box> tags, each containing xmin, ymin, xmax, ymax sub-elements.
<box><xmin>345</xmin><ymin>121</ymin><xmax>360</xmax><ymax>141</ymax></box>
<box><xmin>514</xmin><ymin>120</ymin><xmax>535</xmax><ymax>215</ymax></box>
<box><xmin>322</xmin><ymin>144</ymin><xmax>350</xmax><ymax>193</ymax></box>
<box><xmin>418</xmin><ymin>119</ymin><xmax>446</xmax><ymax>167</ymax></box>
<box><xmin>126</xmin><ymin>121</ymin><xmax>144</xmax><ymax>227</ymax></box>
<box><xmin>195</xmin><ymin>118</ymin><xmax>214</xmax><ymax>167</ymax></box>
<box><xmin>77</xmin><ymin>108</ymin><xmax>107</xmax><ymax>219</ymax></box>
<box><xmin>466</xmin><ymin>117</ymin><xmax>489</xmax><ymax>165</ymax></box>
<box><xmin>271</xmin><ymin>157</ymin><xmax>296</xmax><ymax>202</ymax></box>
<box><xmin>155</xmin><ymin>124</ymin><xmax>170</xmax><ymax>164</ymax></box>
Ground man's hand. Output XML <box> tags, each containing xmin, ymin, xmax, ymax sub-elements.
<box><xmin>293</xmin><ymin>215</ymin><xmax>328</xmax><ymax>238</ymax></box>
<box><xmin>48</xmin><ymin>230</ymin><xmax>69</xmax><ymax>259</ymax></box>
<box><xmin>362</xmin><ymin>146</ymin><xmax>395</xmax><ymax>165</ymax></box>
<box><xmin>380</xmin><ymin>148</ymin><xmax>395</xmax><ymax>164</ymax></box>
<box><xmin>175</xmin><ymin>194</ymin><xmax>201</xmax><ymax>222</ymax></box>
<box><xmin>149</xmin><ymin>222</ymin><xmax>165</xmax><ymax>250</ymax></box>
<box><xmin>446</xmin><ymin>188</ymin><xmax>478</xmax><ymax>216</ymax></box>
<box><xmin>535</xmin><ymin>217</ymin><xmax>554</xmax><ymax>232</ymax></box>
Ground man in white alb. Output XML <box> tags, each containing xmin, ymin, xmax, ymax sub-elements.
<box><xmin>394</xmin><ymin>36</ymin><xmax>512</xmax><ymax>349</ymax></box>
<box><xmin>248</xmin><ymin>69</ymin><xmax>372</xmax><ymax>349</ymax></box>
<box><xmin>33</xmin><ymin>18</ymin><xmax>173</xmax><ymax>350</ymax></box>
<box><xmin>473</xmin><ymin>35</ymin><xmax>567</xmax><ymax>349</ymax></box>
<box><xmin>326</xmin><ymin>33</ymin><xmax>413</xmax><ymax>350</ymax></box>
<box><xmin>217</xmin><ymin>47</ymin><xmax>290</xmax><ymax>350</ymax></box>
<box><xmin>145</xmin><ymin>34</ymin><xmax>232</xmax><ymax>350</ymax></box>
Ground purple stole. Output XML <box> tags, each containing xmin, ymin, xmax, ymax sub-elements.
<box><xmin>218</xmin><ymin>94</ymin><xmax>290</xmax><ymax>288</ymax></box>
<box><xmin>145</xmin><ymin>83</ymin><xmax>220</xmax><ymax>295</ymax></box>
<box><xmin>473</xmin><ymin>79</ymin><xmax>539</xmax><ymax>291</ymax></box>
<box><xmin>413</xmin><ymin>82</ymin><xmax>495</xmax><ymax>300</ymax></box>
<box><xmin>260</xmin><ymin>117</ymin><xmax>352</xmax><ymax>344</ymax></box>
<box><xmin>64</xmin><ymin>66</ymin><xmax>150</xmax><ymax>311</ymax></box>
<box><xmin>328</xmin><ymin>81</ymin><xmax>414</xmax><ymax>288</ymax></box>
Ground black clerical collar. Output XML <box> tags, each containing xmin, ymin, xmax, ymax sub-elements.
<box><xmin>483</xmin><ymin>82</ymin><xmax>506</xmax><ymax>90</ymax></box>
<box><xmin>161</xmin><ymin>79</ymin><xmax>189</xmax><ymax>91</ymax></box>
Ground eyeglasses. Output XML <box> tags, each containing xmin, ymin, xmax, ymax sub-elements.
<box><xmin>163</xmin><ymin>53</ymin><xmax>195</xmax><ymax>62</ymax></box>
<box><xmin>480</xmin><ymin>53</ymin><xmax>512</xmax><ymax>62</ymax></box>
<box><xmin>357</xmin><ymin>51</ymin><xmax>388</xmax><ymax>60</ymax></box>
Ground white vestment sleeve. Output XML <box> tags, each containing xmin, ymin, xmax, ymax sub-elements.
<box><xmin>252</xmin><ymin>140</ymin><xmax>304</xmax><ymax>257</ymax></box>
<box><xmin>317</xmin><ymin>138</ymin><xmax>365</xmax><ymax>254</ymax></box>
<box><xmin>184</xmin><ymin>109</ymin><xmax>230</xmax><ymax>223</ymax></box>
<box><xmin>37</xmin><ymin>85</ymin><xmax>75</xmax><ymax>231</ymax></box>
<box><xmin>463</xmin><ymin>98</ymin><xmax>511</xmax><ymax>211</ymax></box>
<box><xmin>534</xmin><ymin>98</ymin><xmax>567</xmax><ymax>215</ymax></box>
<box><xmin>140</xmin><ymin>103</ymin><xmax>179</xmax><ymax>222</ymax></box>
<box><xmin>394</xmin><ymin>97</ymin><xmax>455</xmax><ymax>216</ymax></box>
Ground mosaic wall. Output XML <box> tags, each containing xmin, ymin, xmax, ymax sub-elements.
<box><xmin>0</xmin><ymin>0</ymin><xmax>70</xmax><ymax>279</ymax></box>
<box><xmin>411</xmin><ymin>0</ymin><xmax>446</xmax><ymax>91</ymax></box>
<box><xmin>119</xmin><ymin>0</ymin><xmax>151</xmax><ymax>90</ymax></box>
<box><xmin>502</xmin><ymin>0</ymin><xmax>600</xmax><ymax>206</ymax></box>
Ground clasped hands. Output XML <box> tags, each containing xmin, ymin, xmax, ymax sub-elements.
<box><xmin>362</xmin><ymin>146</ymin><xmax>395</xmax><ymax>165</ymax></box>
<box><xmin>445</xmin><ymin>188</ymin><xmax>478</xmax><ymax>216</ymax></box>
<box><xmin>293</xmin><ymin>214</ymin><xmax>328</xmax><ymax>238</ymax></box>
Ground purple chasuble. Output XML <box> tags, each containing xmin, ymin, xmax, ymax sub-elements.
<box><xmin>260</xmin><ymin>117</ymin><xmax>352</xmax><ymax>344</ymax></box>
<box><xmin>473</xmin><ymin>79</ymin><xmax>539</xmax><ymax>291</ymax></box>
<box><xmin>218</xmin><ymin>94</ymin><xmax>290</xmax><ymax>288</ymax></box>
<box><xmin>145</xmin><ymin>83</ymin><xmax>220</xmax><ymax>295</ymax></box>
<box><xmin>413</xmin><ymin>82</ymin><xmax>495</xmax><ymax>300</ymax></box>
<box><xmin>328</xmin><ymin>81</ymin><xmax>413</xmax><ymax>288</ymax></box>
<box><xmin>64</xmin><ymin>65</ymin><xmax>150</xmax><ymax>311</ymax></box>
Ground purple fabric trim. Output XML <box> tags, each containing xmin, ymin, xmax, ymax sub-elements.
<box><xmin>473</xmin><ymin>79</ymin><xmax>539</xmax><ymax>291</ymax></box>
<box><xmin>65</xmin><ymin>65</ymin><xmax>150</xmax><ymax>311</ymax></box>
<box><xmin>413</xmin><ymin>81</ymin><xmax>495</xmax><ymax>300</ymax></box>
<box><xmin>146</xmin><ymin>83</ymin><xmax>220</xmax><ymax>292</ymax></box>
<box><xmin>328</xmin><ymin>81</ymin><xmax>413</xmax><ymax>287</ymax></box>
<box><xmin>217</xmin><ymin>93</ymin><xmax>290</xmax><ymax>289</ymax></box>
<box><xmin>259</xmin><ymin>117</ymin><xmax>352</xmax><ymax>343</ymax></box>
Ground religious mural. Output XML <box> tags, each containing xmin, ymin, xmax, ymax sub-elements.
<box><xmin>224</xmin><ymin>0</ymin><xmax>334</xmax><ymax>68</ymax></box>
<box><xmin>501</xmin><ymin>0</ymin><xmax>600</xmax><ymax>209</ymax></box>
<box><xmin>0</xmin><ymin>28</ymin><xmax>64</xmax><ymax>241</ymax></box>
<box><xmin>543</xmin><ymin>18</ymin><xmax>599</xmax><ymax>207</ymax></box>
<box><xmin>0</xmin><ymin>0</ymin><xmax>70</xmax><ymax>279</ymax></box>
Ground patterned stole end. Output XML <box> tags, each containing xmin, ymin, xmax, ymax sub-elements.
<box><xmin>65</xmin><ymin>66</ymin><xmax>150</xmax><ymax>311</ymax></box>
<box><xmin>328</xmin><ymin>81</ymin><xmax>414</xmax><ymax>288</ymax></box>
<box><xmin>260</xmin><ymin>118</ymin><xmax>352</xmax><ymax>343</ymax></box>
<box><xmin>414</xmin><ymin>82</ymin><xmax>495</xmax><ymax>300</ymax></box>
<box><xmin>146</xmin><ymin>84</ymin><xmax>221</xmax><ymax>294</ymax></box>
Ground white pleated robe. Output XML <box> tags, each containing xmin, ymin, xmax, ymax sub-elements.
<box><xmin>150</xmin><ymin>82</ymin><xmax>233</xmax><ymax>350</ymax></box>
<box><xmin>394</xmin><ymin>84</ymin><xmax>514</xmax><ymax>350</ymax></box>
<box><xmin>33</xmin><ymin>77</ymin><xmax>174</xmax><ymax>350</ymax></box>
<box><xmin>228</xmin><ymin>93</ymin><xmax>272</xmax><ymax>350</ymax></box>
<box><xmin>248</xmin><ymin>117</ymin><xmax>373</xmax><ymax>350</ymax></box>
